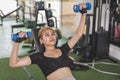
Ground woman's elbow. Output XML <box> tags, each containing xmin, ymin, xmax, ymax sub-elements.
<box><xmin>9</xmin><ymin>63</ymin><xmax>17</xmax><ymax>68</ymax></box>
<box><xmin>9</xmin><ymin>64</ymin><xmax>15</xmax><ymax>68</ymax></box>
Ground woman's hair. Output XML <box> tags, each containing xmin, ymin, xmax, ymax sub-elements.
<box><xmin>38</xmin><ymin>26</ymin><xmax>55</xmax><ymax>39</ymax></box>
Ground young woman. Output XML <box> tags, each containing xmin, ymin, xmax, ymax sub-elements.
<box><xmin>9</xmin><ymin>4</ymin><xmax>86</xmax><ymax>80</ymax></box>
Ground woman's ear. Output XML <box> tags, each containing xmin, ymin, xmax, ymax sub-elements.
<box><xmin>39</xmin><ymin>38</ymin><xmax>43</xmax><ymax>44</ymax></box>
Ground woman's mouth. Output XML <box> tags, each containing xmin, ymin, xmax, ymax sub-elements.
<box><xmin>50</xmin><ymin>39</ymin><xmax>55</xmax><ymax>42</ymax></box>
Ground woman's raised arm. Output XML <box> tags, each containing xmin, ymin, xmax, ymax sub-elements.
<box><xmin>9</xmin><ymin>32</ymin><xmax>32</xmax><ymax>68</ymax></box>
<box><xmin>68</xmin><ymin>3</ymin><xmax>87</xmax><ymax>49</ymax></box>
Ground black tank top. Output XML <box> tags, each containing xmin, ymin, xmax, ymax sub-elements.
<box><xmin>30</xmin><ymin>43</ymin><xmax>73</xmax><ymax>77</ymax></box>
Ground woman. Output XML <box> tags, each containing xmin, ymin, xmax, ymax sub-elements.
<box><xmin>9</xmin><ymin>3</ymin><xmax>86</xmax><ymax>80</ymax></box>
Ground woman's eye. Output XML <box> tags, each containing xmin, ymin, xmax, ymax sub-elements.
<box><xmin>52</xmin><ymin>33</ymin><xmax>55</xmax><ymax>35</ymax></box>
<box><xmin>44</xmin><ymin>33</ymin><xmax>55</xmax><ymax>36</ymax></box>
<box><xmin>45</xmin><ymin>34</ymin><xmax>49</xmax><ymax>36</ymax></box>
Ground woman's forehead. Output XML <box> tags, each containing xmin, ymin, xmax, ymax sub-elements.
<box><xmin>43</xmin><ymin>29</ymin><xmax>55</xmax><ymax>34</ymax></box>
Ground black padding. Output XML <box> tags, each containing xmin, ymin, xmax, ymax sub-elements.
<box><xmin>31</xmin><ymin>28</ymin><xmax>44</xmax><ymax>53</ymax></box>
<box><xmin>48</xmin><ymin>19</ymin><xmax>54</xmax><ymax>27</ymax></box>
<box><xmin>94</xmin><ymin>31</ymin><xmax>109</xmax><ymax>59</ymax></box>
<box><xmin>46</xmin><ymin>10</ymin><xmax>53</xmax><ymax>18</ymax></box>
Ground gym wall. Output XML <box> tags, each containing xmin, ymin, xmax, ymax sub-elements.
<box><xmin>61</xmin><ymin>0</ymin><xmax>94</xmax><ymax>38</ymax></box>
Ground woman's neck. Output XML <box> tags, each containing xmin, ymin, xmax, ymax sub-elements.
<box><xmin>45</xmin><ymin>46</ymin><xmax>55</xmax><ymax>51</ymax></box>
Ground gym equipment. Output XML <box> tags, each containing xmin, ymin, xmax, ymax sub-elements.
<box><xmin>0</xmin><ymin>5</ymin><xmax>22</xmax><ymax>26</ymax></box>
<box><xmin>96</xmin><ymin>1</ymin><xmax>109</xmax><ymax>58</ymax></box>
<box><xmin>45</xmin><ymin>10</ymin><xmax>57</xmax><ymax>28</ymax></box>
<box><xmin>11</xmin><ymin>31</ymin><xmax>32</xmax><ymax>43</ymax></box>
<box><xmin>93</xmin><ymin>31</ymin><xmax>109</xmax><ymax>59</ymax></box>
<box><xmin>24</xmin><ymin>20</ymin><xmax>36</xmax><ymax>28</ymax></box>
<box><xmin>114</xmin><ymin>25</ymin><xmax>120</xmax><ymax>42</ymax></box>
<box><xmin>31</xmin><ymin>28</ymin><xmax>42</xmax><ymax>53</ymax></box>
<box><xmin>35</xmin><ymin>1</ymin><xmax>45</xmax><ymax>10</ymax></box>
<box><xmin>22</xmin><ymin>66</ymin><xmax>34</xmax><ymax>80</ymax></box>
<box><xmin>34</xmin><ymin>1</ymin><xmax>46</xmax><ymax>28</ymax></box>
<box><xmin>109</xmin><ymin>0</ymin><xmax>120</xmax><ymax>47</ymax></box>
<box><xmin>48</xmin><ymin>19</ymin><xmax>54</xmax><ymax>27</ymax></box>
<box><xmin>109</xmin><ymin>0</ymin><xmax>120</xmax><ymax>60</ymax></box>
<box><xmin>91</xmin><ymin>0</ymin><xmax>109</xmax><ymax>59</ymax></box>
<box><xmin>73</xmin><ymin>60</ymin><xmax>120</xmax><ymax>76</ymax></box>
<box><xmin>80</xmin><ymin>14</ymin><xmax>93</xmax><ymax>62</ymax></box>
<box><xmin>45</xmin><ymin>9</ymin><xmax>62</xmax><ymax>39</ymax></box>
<box><xmin>11</xmin><ymin>23</ymin><xmax>25</xmax><ymax>33</ymax></box>
<box><xmin>73</xmin><ymin>2</ymin><xmax>91</xmax><ymax>13</ymax></box>
<box><xmin>46</xmin><ymin>10</ymin><xmax>53</xmax><ymax>19</ymax></box>
<box><xmin>72</xmin><ymin>1</ymin><xmax>119</xmax><ymax>75</ymax></box>
<box><xmin>11</xmin><ymin>22</ymin><xmax>46</xmax><ymax>33</ymax></box>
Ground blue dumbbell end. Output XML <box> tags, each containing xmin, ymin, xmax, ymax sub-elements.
<box><xmin>86</xmin><ymin>2</ymin><xmax>91</xmax><ymax>10</ymax></box>
<box><xmin>73</xmin><ymin>5</ymin><xmax>80</xmax><ymax>13</ymax></box>
<box><xmin>11</xmin><ymin>34</ymin><xmax>19</xmax><ymax>41</ymax></box>
<box><xmin>26</xmin><ymin>32</ymin><xmax>32</xmax><ymax>38</ymax></box>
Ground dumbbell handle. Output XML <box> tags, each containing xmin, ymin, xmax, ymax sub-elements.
<box><xmin>73</xmin><ymin>2</ymin><xmax>91</xmax><ymax>13</ymax></box>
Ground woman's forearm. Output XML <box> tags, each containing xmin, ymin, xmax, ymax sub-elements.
<box><xmin>68</xmin><ymin>13</ymin><xmax>86</xmax><ymax>49</ymax></box>
<box><xmin>75</xmin><ymin>13</ymin><xmax>86</xmax><ymax>37</ymax></box>
<box><xmin>9</xmin><ymin>42</ymin><xmax>20</xmax><ymax>67</ymax></box>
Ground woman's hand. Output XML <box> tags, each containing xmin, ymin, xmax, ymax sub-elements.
<box><xmin>18</xmin><ymin>31</ymin><xmax>28</xmax><ymax>38</ymax></box>
<box><xmin>79</xmin><ymin>3</ymin><xmax>87</xmax><ymax>14</ymax></box>
<box><xmin>79</xmin><ymin>3</ymin><xmax>86</xmax><ymax>9</ymax></box>
<box><xmin>13</xmin><ymin>31</ymin><xmax>28</xmax><ymax>43</ymax></box>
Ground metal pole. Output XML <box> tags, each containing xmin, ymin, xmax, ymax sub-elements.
<box><xmin>97</xmin><ymin>0</ymin><xmax>103</xmax><ymax>31</ymax></box>
<box><xmin>104</xmin><ymin>0</ymin><xmax>108</xmax><ymax>30</ymax></box>
<box><xmin>92</xmin><ymin>0</ymin><xmax>98</xmax><ymax>34</ymax></box>
<box><xmin>22</xmin><ymin>66</ymin><xmax>34</xmax><ymax>80</ymax></box>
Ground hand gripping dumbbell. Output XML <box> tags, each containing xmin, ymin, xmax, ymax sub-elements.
<box><xmin>11</xmin><ymin>31</ymin><xmax>32</xmax><ymax>43</ymax></box>
<box><xmin>73</xmin><ymin>2</ymin><xmax>91</xmax><ymax>13</ymax></box>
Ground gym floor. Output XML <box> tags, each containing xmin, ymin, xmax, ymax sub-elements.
<box><xmin>0</xmin><ymin>19</ymin><xmax>120</xmax><ymax>80</ymax></box>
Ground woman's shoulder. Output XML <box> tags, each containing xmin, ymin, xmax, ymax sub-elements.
<box><xmin>57</xmin><ymin>42</ymin><xmax>71</xmax><ymax>54</ymax></box>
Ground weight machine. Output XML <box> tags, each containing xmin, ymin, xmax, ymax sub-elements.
<box><xmin>109</xmin><ymin>0</ymin><xmax>120</xmax><ymax>47</ymax></box>
<box><xmin>72</xmin><ymin>0</ymin><xmax>120</xmax><ymax>76</ymax></box>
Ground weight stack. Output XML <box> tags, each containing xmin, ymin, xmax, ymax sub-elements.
<box><xmin>94</xmin><ymin>31</ymin><xmax>110</xmax><ymax>59</ymax></box>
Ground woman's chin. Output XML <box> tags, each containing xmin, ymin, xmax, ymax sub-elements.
<box><xmin>48</xmin><ymin>43</ymin><xmax>56</xmax><ymax>46</ymax></box>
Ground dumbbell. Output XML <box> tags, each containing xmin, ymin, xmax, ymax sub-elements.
<box><xmin>11</xmin><ymin>31</ymin><xmax>32</xmax><ymax>43</ymax></box>
<box><xmin>73</xmin><ymin>2</ymin><xmax>91</xmax><ymax>13</ymax></box>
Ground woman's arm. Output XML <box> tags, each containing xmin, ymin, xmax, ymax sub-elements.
<box><xmin>68</xmin><ymin>4</ymin><xmax>86</xmax><ymax>49</ymax></box>
<box><xmin>9</xmin><ymin>34</ymin><xmax>31</xmax><ymax>68</ymax></box>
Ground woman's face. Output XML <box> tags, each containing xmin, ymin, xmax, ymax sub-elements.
<box><xmin>40</xmin><ymin>29</ymin><xmax>56</xmax><ymax>46</ymax></box>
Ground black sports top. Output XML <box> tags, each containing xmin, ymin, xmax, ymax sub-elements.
<box><xmin>29</xmin><ymin>43</ymin><xmax>73</xmax><ymax>77</ymax></box>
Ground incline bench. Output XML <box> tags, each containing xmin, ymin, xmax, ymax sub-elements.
<box><xmin>0</xmin><ymin>5</ymin><xmax>22</xmax><ymax>26</ymax></box>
